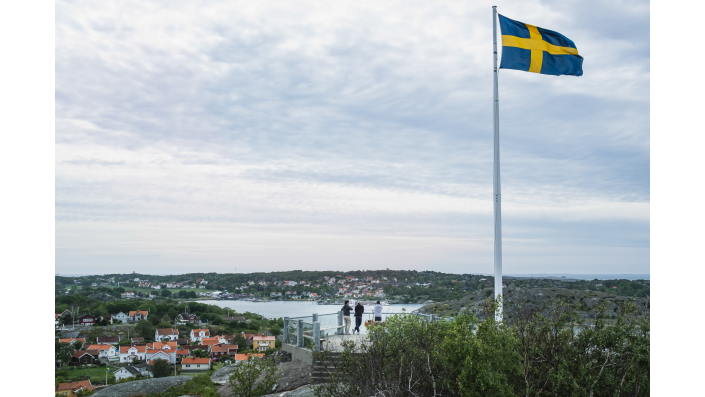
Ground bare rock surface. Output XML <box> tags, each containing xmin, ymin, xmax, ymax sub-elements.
<box><xmin>217</xmin><ymin>360</ymin><xmax>312</xmax><ymax>396</ymax></box>
<box><xmin>211</xmin><ymin>362</ymin><xmax>241</xmax><ymax>385</ymax></box>
<box><xmin>92</xmin><ymin>376</ymin><xmax>193</xmax><ymax>397</ymax></box>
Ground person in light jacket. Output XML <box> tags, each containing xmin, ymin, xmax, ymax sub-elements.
<box><xmin>341</xmin><ymin>300</ymin><xmax>352</xmax><ymax>334</ymax></box>
<box><xmin>353</xmin><ymin>302</ymin><xmax>365</xmax><ymax>334</ymax></box>
<box><xmin>374</xmin><ymin>301</ymin><xmax>383</xmax><ymax>322</ymax></box>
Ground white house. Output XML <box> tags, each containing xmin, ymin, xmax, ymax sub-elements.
<box><xmin>114</xmin><ymin>365</ymin><xmax>152</xmax><ymax>381</ymax></box>
<box><xmin>190</xmin><ymin>329</ymin><xmax>210</xmax><ymax>343</ymax></box>
<box><xmin>119</xmin><ymin>345</ymin><xmax>147</xmax><ymax>363</ymax></box>
<box><xmin>147</xmin><ymin>350</ymin><xmax>174</xmax><ymax>364</ymax></box>
<box><xmin>85</xmin><ymin>344</ymin><xmax>117</xmax><ymax>358</ymax></box>
<box><xmin>129</xmin><ymin>311</ymin><xmax>148</xmax><ymax>322</ymax></box>
<box><xmin>112</xmin><ymin>312</ymin><xmax>130</xmax><ymax>323</ymax></box>
<box><xmin>155</xmin><ymin>328</ymin><xmax>179</xmax><ymax>342</ymax></box>
<box><xmin>181</xmin><ymin>357</ymin><xmax>211</xmax><ymax>371</ymax></box>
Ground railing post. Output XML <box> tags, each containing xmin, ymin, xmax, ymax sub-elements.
<box><xmin>283</xmin><ymin>317</ymin><xmax>289</xmax><ymax>343</ymax></box>
<box><xmin>297</xmin><ymin>319</ymin><xmax>304</xmax><ymax>347</ymax></box>
<box><xmin>337</xmin><ymin>311</ymin><xmax>343</xmax><ymax>335</ymax></box>
<box><xmin>313</xmin><ymin>321</ymin><xmax>321</xmax><ymax>351</ymax></box>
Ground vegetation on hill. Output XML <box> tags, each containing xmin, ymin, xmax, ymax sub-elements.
<box><xmin>314</xmin><ymin>299</ymin><xmax>649</xmax><ymax>397</ymax></box>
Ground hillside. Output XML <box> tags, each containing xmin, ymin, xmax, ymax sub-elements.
<box><xmin>419</xmin><ymin>284</ymin><xmax>650</xmax><ymax>321</ymax></box>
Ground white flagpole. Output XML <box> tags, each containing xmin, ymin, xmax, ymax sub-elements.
<box><xmin>492</xmin><ymin>6</ymin><xmax>503</xmax><ymax>321</ymax></box>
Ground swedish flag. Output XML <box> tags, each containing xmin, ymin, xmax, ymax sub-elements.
<box><xmin>499</xmin><ymin>14</ymin><xmax>583</xmax><ymax>76</ymax></box>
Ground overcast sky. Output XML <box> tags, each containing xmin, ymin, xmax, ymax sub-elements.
<box><xmin>55</xmin><ymin>0</ymin><xmax>649</xmax><ymax>275</ymax></box>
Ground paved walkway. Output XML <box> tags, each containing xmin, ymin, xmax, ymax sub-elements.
<box><xmin>320</xmin><ymin>333</ymin><xmax>369</xmax><ymax>352</ymax></box>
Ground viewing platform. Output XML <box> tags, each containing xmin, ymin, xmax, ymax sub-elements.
<box><xmin>279</xmin><ymin>310</ymin><xmax>441</xmax><ymax>364</ymax></box>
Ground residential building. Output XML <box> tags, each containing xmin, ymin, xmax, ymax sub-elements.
<box><xmin>129</xmin><ymin>310</ymin><xmax>148</xmax><ymax>322</ymax></box>
<box><xmin>112</xmin><ymin>312</ymin><xmax>130</xmax><ymax>323</ymax></box>
<box><xmin>70</xmin><ymin>350</ymin><xmax>100</xmax><ymax>366</ymax></box>
<box><xmin>56</xmin><ymin>380</ymin><xmax>95</xmax><ymax>396</ymax></box>
<box><xmin>155</xmin><ymin>328</ymin><xmax>179</xmax><ymax>342</ymax></box>
<box><xmin>58</xmin><ymin>338</ymin><xmax>86</xmax><ymax>346</ymax></box>
<box><xmin>235</xmin><ymin>353</ymin><xmax>264</xmax><ymax>361</ymax></box>
<box><xmin>85</xmin><ymin>344</ymin><xmax>118</xmax><ymax>358</ymax></box>
<box><xmin>211</xmin><ymin>344</ymin><xmax>238</xmax><ymax>360</ymax></box>
<box><xmin>119</xmin><ymin>345</ymin><xmax>147</xmax><ymax>363</ymax></box>
<box><xmin>146</xmin><ymin>342</ymin><xmax>178</xmax><ymax>364</ymax></box>
<box><xmin>190</xmin><ymin>329</ymin><xmax>210</xmax><ymax>343</ymax></box>
<box><xmin>253</xmin><ymin>335</ymin><xmax>276</xmax><ymax>351</ymax></box>
<box><xmin>181</xmin><ymin>357</ymin><xmax>211</xmax><ymax>372</ymax></box>
<box><xmin>114</xmin><ymin>365</ymin><xmax>153</xmax><ymax>381</ymax></box>
<box><xmin>77</xmin><ymin>314</ymin><xmax>96</xmax><ymax>326</ymax></box>
<box><xmin>96</xmin><ymin>336</ymin><xmax>120</xmax><ymax>345</ymax></box>
<box><xmin>201</xmin><ymin>337</ymin><xmax>220</xmax><ymax>346</ymax></box>
<box><xmin>176</xmin><ymin>313</ymin><xmax>198</xmax><ymax>325</ymax></box>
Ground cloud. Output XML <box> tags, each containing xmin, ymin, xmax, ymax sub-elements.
<box><xmin>55</xmin><ymin>0</ymin><xmax>649</xmax><ymax>274</ymax></box>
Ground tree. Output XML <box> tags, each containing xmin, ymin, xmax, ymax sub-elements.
<box><xmin>193</xmin><ymin>349</ymin><xmax>210</xmax><ymax>358</ymax></box>
<box><xmin>134</xmin><ymin>319</ymin><xmax>155</xmax><ymax>339</ymax></box>
<box><xmin>227</xmin><ymin>356</ymin><xmax>278</xmax><ymax>397</ymax></box>
<box><xmin>152</xmin><ymin>359</ymin><xmax>172</xmax><ymax>378</ymax></box>
<box><xmin>55</xmin><ymin>341</ymin><xmax>73</xmax><ymax>367</ymax></box>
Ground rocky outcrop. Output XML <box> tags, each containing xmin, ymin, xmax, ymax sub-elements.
<box><xmin>92</xmin><ymin>376</ymin><xmax>193</xmax><ymax>397</ymax></box>
<box><xmin>210</xmin><ymin>362</ymin><xmax>241</xmax><ymax>385</ymax></box>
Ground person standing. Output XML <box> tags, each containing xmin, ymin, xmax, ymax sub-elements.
<box><xmin>374</xmin><ymin>301</ymin><xmax>383</xmax><ymax>322</ymax></box>
<box><xmin>353</xmin><ymin>302</ymin><xmax>364</xmax><ymax>334</ymax></box>
<box><xmin>341</xmin><ymin>300</ymin><xmax>352</xmax><ymax>335</ymax></box>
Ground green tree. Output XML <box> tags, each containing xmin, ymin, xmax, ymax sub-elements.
<box><xmin>55</xmin><ymin>341</ymin><xmax>72</xmax><ymax>367</ymax></box>
<box><xmin>193</xmin><ymin>349</ymin><xmax>210</xmax><ymax>358</ymax></box>
<box><xmin>134</xmin><ymin>319</ymin><xmax>155</xmax><ymax>339</ymax></box>
<box><xmin>227</xmin><ymin>356</ymin><xmax>278</xmax><ymax>397</ymax></box>
<box><xmin>152</xmin><ymin>358</ymin><xmax>172</xmax><ymax>378</ymax></box>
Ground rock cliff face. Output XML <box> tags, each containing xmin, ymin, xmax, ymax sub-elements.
<box><xmin>419</xmin><ymin>286</ymin><xmax>649</xmax><ymax>320</ymax></box>
<box><xmin>92</xmin><ymin>376</ymin><xmax>193</xmax><ymax>397</ymax></box>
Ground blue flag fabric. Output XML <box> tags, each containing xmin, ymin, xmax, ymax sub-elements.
<box><xmin>499</xmin><ymin>14</ymin><xmax>583</xmax><ymax>76</ymax></box>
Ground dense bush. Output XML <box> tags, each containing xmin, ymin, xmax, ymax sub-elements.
<box><xmin>314</xmin><ymin>299</ymin><xmax>649</xmax><ymax>397</ymax></box>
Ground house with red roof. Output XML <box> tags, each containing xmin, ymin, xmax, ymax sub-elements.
<box><xmin>129</xmin><ymin>310</ymin><xmax>148</xmax><ymax>322</ymax></box>
<box><xmin>181</xmin><ymin>357</ymin><xmax>211</xmax><ymax>372</ymax></box>
<box><xmin>85</xmin><ymin>344</ymin><xmax>117</xmax><ymax>358</ymax></box>
<box><xmin>190</xmin><ymin>329</ymin><xmax>210</xmax><ymax>343</ymax></box>
<box><xmin>56</xmin><ymin>380</ymin><xmax>95</xmax><ymax>396</ymax></box>
<box><xmin>119</xmin><ymin>345</ymin><xmax>147</xmax><ymax>363</ymax></box>
<box><xmin>155</xmin><ymin>328</ymin><xmax>179</xmax><ymax>342</ymax></box>
<box><xmin>211</xmin><ymin>344</ymin><xmax>238</xmax><ymax>360</ymax></box>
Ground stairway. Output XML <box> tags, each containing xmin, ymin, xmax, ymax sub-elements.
<box><xmin>311</xmin><ymin>352</ymin><xmax>341</xmax><ymax>384</ymax></box>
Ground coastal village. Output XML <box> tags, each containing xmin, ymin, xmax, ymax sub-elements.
<box><xmin>55</xmin><ymin>272</ymin><xmax>649</xmax><ymax>395</ymax></box>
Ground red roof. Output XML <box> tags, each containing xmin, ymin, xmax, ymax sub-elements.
<box><xmin>59</xmin><ymin>338</ymin><xmax>86</xmax><ymax>344</ymax></box>
<box><xmin>85</xmin><ymin>344</ymin><xmax>114</xmax><ymax>351</ymax></box>
<box><xmin>182</xmin><ymin>357</ymin><xmax>211</xmax><ymax>364</ymax></box>
<box><xmin>211</xmin><ymin>344</ymin><xmax>238</xmax><ymax>353</ymax></box>
<box><xmin>120</xmin><ymin>345</ymin><xmax>146</xmax><ymax>353</ymax></box>
<box><xmin>235</xmin><ymin>353</ymin><xmax>264</xmax><ymax>361</ymax></box>
<box><xmin>57</xmin><ymin>380</ymin><xmax>94</xmax><ymax>392</ymax></box>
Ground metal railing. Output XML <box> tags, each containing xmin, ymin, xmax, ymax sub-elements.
<box><xmin>283</xmin><ymin>310</ymin><xmax>448</xmax><ymax>352</ymax></box>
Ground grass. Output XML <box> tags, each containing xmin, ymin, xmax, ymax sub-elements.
<box><xmin>55</xmin><ymin>366</ymin><xmax>115</xmax><ymax>385</ymax></box>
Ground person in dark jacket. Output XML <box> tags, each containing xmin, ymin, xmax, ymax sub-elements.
<box><xmin>353</xmin><ymin>302</ymin><xmax>365</xmax><ymax>334</ymax></box>
<box><xmin>341</xmin><ymin>300</ymin><xmax>352</xmax><ymax>334</ymax></box>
